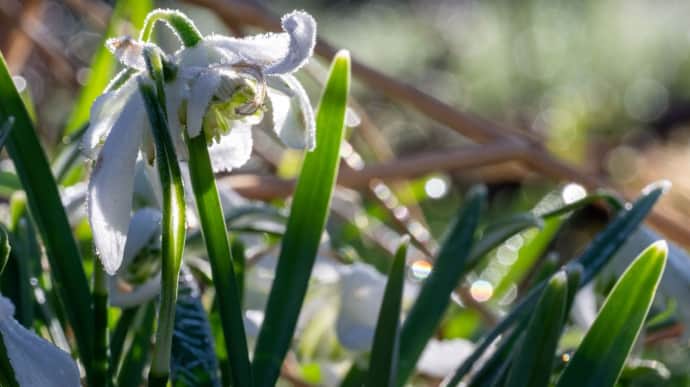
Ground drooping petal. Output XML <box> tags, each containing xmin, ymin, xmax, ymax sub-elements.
<box><xmin>265</xmin><ymin>11</ymin><xmax>317</xmax><ymax>75</ymax></box>
<box><xmin>133</xmin><ymin>158</ymin><xmax>163</xmax><ymax>209</ymax></box>
<box><xmin>109</xmin><ymin>273</ymin><xmax>161</xmax><ymax>308</ymax></box>
<box><xmin>0</xmin><ymin>295</ymin><xmax>80</xmax><ymax>387</ymax></box>
<box><xmin>81</xmin><ymin>77</ymin><xmax>138</xmax><ymax>158</ymax></box>
<box><xmin>87</xmin><ymin>91</ymin><xmax>147</xmax><ymax>275</ymax></box>
<box><xmin>164</xmin><ymin>76</ymin><xmax>190</xmax><ymax>157</ymax></box>
<box><xmin>106</xmin><ymin>36</ymin><xmax>148</xmax><ymax>71</ymax></box>
<box><xmin>207</xmin><ymin>124</ymin><xmax>253</xmax><ymax>172</ymax></box>
<box><xmin>267</xmin><ymin>74</ymin><xmax>315</xmax><ymax>150</ymax></box>
<box><xmin>336</xmin><ymin>263</ymin><xmax>386</xmax><ymax>351</ymax></box>
<box><xmin>109</xmin><ymin>208</ymin><xmax>162</xmax><ymax>307</ymax></box>
<box><xmin>186</xmin><ymin>70</ymin><xmax>222</xmax><ymax>138</ymax></box>
<box><xmin>205</xmin><ymin>11</ymin><xmax>316</xmax><ymax>75</ymax></box>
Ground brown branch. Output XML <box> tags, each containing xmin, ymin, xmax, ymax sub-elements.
<box><xmin>223</xmin><ymin>141</ymin><xmax>525</xmax><ymax>200</ymax></box>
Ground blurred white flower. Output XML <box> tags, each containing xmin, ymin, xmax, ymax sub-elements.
<box><xmin>336</xmin><ymin>263</ymin><xmax>386</xmax><ymax>351</ymax></box>
<box><xmin>83</xmin><ymin>10</ymin><xmax>317</xmax><ymax>275</ymax></box>
<box><xmin>417</xmin><ymin>338</ymin><xmax>474</xmax><ymax>378</ymax></box>
<box><xmin>0</xmin><ymin>294</ymin><xmax>80</xmax><ymax>386</ymax></box>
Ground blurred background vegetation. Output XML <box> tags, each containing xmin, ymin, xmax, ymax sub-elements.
<box><xmin>3</xmin><ymin>0</ymin><xmax>690</xmax><ymax>385</ymax></box>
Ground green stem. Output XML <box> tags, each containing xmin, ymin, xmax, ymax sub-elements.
<box><xmin>93</xmin><ymin>262</ymin><xmax>110</xmax><ymax>387</ymax></box>
<box><xmin>140</xmin><ymin>9</ymin><xmax>203</xmax><ymax>47</ymax></box>
<box><xmin>185</xmin><ymin>132</ymin><xmax>253</xmax><ymax>387</ymax></box>
<box><xmin>138</xmin><ymin>78</ymin><xmax>186</xmax><ymax>386</ymax></box>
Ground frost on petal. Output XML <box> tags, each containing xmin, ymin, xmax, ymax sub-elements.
<box><xmin>186</xmin><ymin>71</ymin><xmax>222</xmax><ymax>138</ymax></box>
<box><xmin>417</xmin><ymin>339</ymin><xmax>475</xmax><ymax>378</ymax></box>
<box><xmin>88</xmin><ymin>93</ymin><xmax>147</xmax><ymax>275</ymax></box>
<box><xmin>207</xmin><ymin>124</ymin><xmax>253</xmax><ymax>172</ymax></box>
<box><xmin>82</xmin><ymin>77</ymin><xmax>138</xmax><ymax>158</ymax></box>
<box><xmin>265</xmin><ymin>11</ymin><xmax>317</xmax><ymax>75</ymax></box>
<box><xmin>267</xmin><ymin>75</ymin><xmax>315</xmax><ymax>150</ymax></box>
<box><xmin>0</xmin><ymin>295</ymin><xmax>80</xmax><ymax>387</ymax></box>
<box><xmin>336</xmin><ymin>263</ymin><xmax>385</xmax><ymax>352</ymax></box>
<box><xmin>205</xmin><ymin>11</ymin><xmax>316</xmax><ymax>75</ymax></box>
<box><xmin>106</xmin><ymin>36</ymin><xmax>148</xmax><ymax>71</ymax></box>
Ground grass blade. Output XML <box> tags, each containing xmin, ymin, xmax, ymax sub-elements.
<box><xmin>396</xmin><ymin>185</ymin><xmax>485</xmax><ymax>385</ymax></box>
<box><xmin>0</xmin><ymin>52</ymin><xmax>93</xmax><ymax>370</ymax></box>
<box><xmin>366</xmin><ymin>238</ymin><xmax>409</xmax><ymax>387</ymax></box>
<box><xmin>185</xmin><ymin>130</ymin><xmax>252</xmax><ymax>387</ymax></box>
<box><xmin>505</xmin><ymin>270</ymin><xmax>569</xmax><ymax>387</ymax></box>
<box><xmin>556</xmin><ymin>241</ymin><xmax>668</xmax><ymax>387</ymax></box>
<box><xmin>444</xmin><ymin>183</ymin><xmax>665</xmax><ymax>386</ymax></box>
<box><xmin>252</xmin><ymin>51</ymin><xmax>351</xmax><ymax>387</ymax></box>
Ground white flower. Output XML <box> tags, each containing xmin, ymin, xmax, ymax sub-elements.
<box><xmin>84</xmin><ymin>10</ymin><xmax>317</xmax><ymax>274</ymax></box>
<box><xmin>0</xmin><ymin>295</ymin><xmax>80</xmax><ymax>386</ymax></box>
<box><xmin>417</xmin><ymin>339</ymin><xmax>474</xmax><ymax>378</ymax></box>
<box><xmin>109</xmin><ymin>207</ymin><xmax>163</xmax><ymax>308</ymax></box>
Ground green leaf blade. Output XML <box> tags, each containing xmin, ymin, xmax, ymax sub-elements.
<box><xmin>252</xmin><ymin>51</ymin><xmax>351</xmax><ymax>387</ymax></box>
<box><xmin>396</xmin><ymin>185</ymin><xmax>485</xmax><ymax>385</ymax></box>
<box><xmin>0</xmin><ymin>52</ymin><xmax>93</xmax><ymax>370</ymax></box>
<box><xmin>366</xmin><ymin>238</ymin><xmax>409</xmax><ymax>387</ymax></box>
<box><xmin>556</xmin><ymin>241</ymin><xmax>668</xmax><ymax>387</ymax></box>
<box><xmin>506</xmin><ymin>270</ymin><xmax>568</xmax><ymax>387</ymax></box>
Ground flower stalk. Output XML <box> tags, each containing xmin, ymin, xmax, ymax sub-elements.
<box><xmin>92</xmin><ymin>262</ymin><xmax>110</xmax><ymax>387</ymax></box>
<box><xmin>139</xmin><ymin>9</ymin><xmax>203</xmax><ymax>48</ymax></box>
<box><xmin>139</xmin><ymin>48</ymin><xmax>187</xmax><ymax>386</ymax></box>
<box><xmin>184</xmin><ymin>129</ymin><xmax>253</xmax><ymax>387</ymax></box>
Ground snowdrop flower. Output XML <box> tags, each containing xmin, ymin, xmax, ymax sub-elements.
<box><xmin>84</xmin><ymin>9</ymin><xmax>317</xmax><ymax>275</ymax></box>
<box><xmin>336</xmin><ymin>263</ymin><xmax>386</xmax><ymax>351</ymax></box>
<box><xmin>335</xmin><ymin>262</ymin><xmax>420</xmax><ymax>352</ymax></box>
<box><xmin>417</xmin><ymin>339</ymin><xmax>474</xmax><ymax>378</ymax></box>
<box><xmin>0</xmin><ymin>295</ymin><xmax>80</xmax><ymax>386</ymax></box>
<box><xmin>109</xmin><ymin>207</ymin><xmax>163</xmax><ymax>308</ymax></box>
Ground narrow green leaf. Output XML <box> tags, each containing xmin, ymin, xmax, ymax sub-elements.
<box><xmin>139</xmin><ymin>78</ymin><xmax>187</xmax><ymax>386</ymax></box>
<box><xmin>252</xmin><ymin>51</ymin><xmax>351</xmax><ymax>387</ymax></box>
<box><xmin>556</xmin><ymin>241</ymin><xmax>668</xmax><ymax>387</ymax></box>
<box><xmin>366</xmin><ymin>238</ymin><xmax>409</xmax><ymax>387</ymax></box>
<box><xmin>185</xmin><ymin>122</ymin><xmax>252</xmax><ymax>387</ymax></box>
<box><xmin>0</xmin><ymin>224</ymin><xmax>9</xmax><ymax>276</ymax></box>
<box><xmin>466</xmin><ymin>213</ymin><xmax>541</xmax><ymax>271</ymax></box>
<box><xmin>92</xmin><ymin>262</ymin><xmax>110</xmax><ymax>387</ymax></box>
<box><xmin>115</xmin><ymin>302</ymin><xmax>156</xmax><ymax>387</ymax></box>
<box><xmin>506</xmin><ymin>271</ymin><xmax>568</xmax><ymax>387</ymax></box>
<box><xmin>62</xmin><ymin>0</ymin><xmax>152</xmax><ymax>136</ymax></box>
<box><xmin>444</xmin><ymin>184</ymin><xmax>665</xmax><ymax>387</ymax></box>
<box><xmin>0</xmin><ymin>52</ymin><xmax>93</xmax><ymax>368</ymax></box>
<box><xmin>396</xmin><ymin>186</ymin><xmax>485</xmax><ymax>385</ymax></box>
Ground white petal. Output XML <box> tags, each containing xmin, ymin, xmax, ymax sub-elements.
<box><xmin>164</xmin><ymin>76</ymin><xmax>190</xmax><ymax>158</ymax></box>
<box><xmin>265</xmin><ymin>11</ymin><xmax>317</xmax><ymax>75</ymax></box>
<box><xmin>0</xmin><ymin>295</ymin><xmax>80</xmax><ymax>387</ymax></box>
<box><xmin>205</xmin><ymin>11</ymin><xmax>316</xmax><ymax>75</ymax></box>
<box><xmin>186</xmin><ymin>71</ymin><xmax>222</xmax><ymax>138</ymax></box>
<box><xmin>417</xmin><ymin>339</ymin><xmax>475</xmax><ymax>378</ymax></box>
<box><xmin>133</xmin><ymin>158</ymin><xmax>162</xmax><ymax>209</ymax></box>
<box><xmin>336</xmin><ymin>263</ymin><xmax>386</xmax><ymax>351</ymax></box>
<box><xmin>208</xmin><ymin>124</ymin><xmax>253</xmax><ymax>172</ymax></box>
<box><xmin>109</xmin><ymin>273</ymin><xmax>161</xmax><ymax>308</ymax></box>
<box><xmin>88</xmin><ymin>91</ymin><xmax>147</xmax><ymax>275</ymax></box>
<box><xmin>106</xmin><ymin>36</ymin><xmax>148</xmax><ymax>71</ymax></box>
<box><xmin>108</xmin><ymin>208</ymin><xmax>162</xmax><ymax>307</ymax></box>
<box><xmin>121</xmin><ymin>208</ymin><xmax>162</xmax><ymax>269</ymax></box>
<box><xmin>81</xmin><ymin>77</ymin><xmax>138</xmax><ymax>158</ymax></box>
<box><xmin>267</xmin><ymin>75</ymin><xmax>315</xmax><ymax>150</ymax></box>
